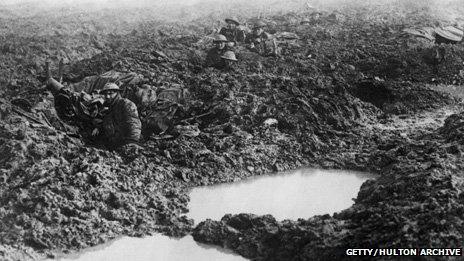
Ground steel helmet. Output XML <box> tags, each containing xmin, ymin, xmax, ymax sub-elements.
<box><xmin>435</xmin><ymin>27</ymin><xmax>463</xmax><ymax>42</ymax></box>
<box><xmin>254</xmin><ymin>20</ymin><xmax>266</xmax><ymax>29</ymax></box>
<box><xmin>220</xmin><ymin>51</ymin><xmax>238</xmax><ymax>61</ymax></box>
<box><xmin>101</xmin><ymin>83</ymin><xmax>121</xmax><ymax>92</ymax></box>
<box><xmin>213</xmin><ymin>34</ymin><xmax>228</xmax><ymax>42</ymax></box>
<box><xmin>225</xmin><ymin>17</ymin><xmax>240</xmax><ymax>26</ymax></box>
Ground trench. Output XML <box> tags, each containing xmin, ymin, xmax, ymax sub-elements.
<box><xmin>49</xmin><ymin>168</ymin><xmax>375</xmax><ymax>261</ymax></box>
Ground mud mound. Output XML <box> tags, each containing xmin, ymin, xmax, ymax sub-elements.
<box><xmin>193</xmin><ymin>213</ymin><xmax>344</xmax><ymax>261</ymax></box>
<box><xmin>440</xmin><ymin>112</ymin><xmax>464</xmax><ymax>143</ymax></box>
<box><xmin>0</xmin><ymin>244</ymin><xmax>40</xmax><ymax>261</ymax></box>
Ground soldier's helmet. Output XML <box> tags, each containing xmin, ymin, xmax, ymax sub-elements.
<box><xmin>253</xmin><ymin>20</ymin><xmax>266</xmax><ymax>29</ymax></box>
<box><xmin>101</xmin><ymin>83</ymin><xmax>121</xmax><ymax>93</ymax></box>
<box><xmin>225</xmin><ymin>17</ymin><xmax>240</xmax><ymax>26</ymax></box>
<box><xmin>221</xmin><ymin>51</ymin><xmax>238</xmax><ymax>61</ymax></box>
<box><xmin>213</xmin><ymin>34</ymin><xmax>228</xmax><ymax>42</ymax></box>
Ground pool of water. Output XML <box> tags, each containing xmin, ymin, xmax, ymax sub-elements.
<box><xmin>51</xmin><ymin>235</ymin><xmax>246</xmax><ymax>261</ymax></box>
<box><xmin>50</xmin><ymin>168</ymin><xmax>375</xmax><ymax>261</ymax></box>
<box><xmin>188</xmin><ymin>168</ymin><xmax>374</xmax><ymax>222</ymax></box>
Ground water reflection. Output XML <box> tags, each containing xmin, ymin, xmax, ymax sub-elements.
<box><xmin>188</xmin><ymin>168</ymin><xmax>374</xmax><ymax>222</ymax></box>
<box><xmin>50</xmin><ymin>235</ymin><xmax>246</xmax><ymax>261</ymax></box>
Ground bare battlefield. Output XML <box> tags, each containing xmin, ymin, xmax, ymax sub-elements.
<box><xmin>1</xmin><ymin>0</ymin><xmax>464</xmax><ymax>260</ymax></box>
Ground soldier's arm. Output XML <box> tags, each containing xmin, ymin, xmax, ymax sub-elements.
<box><xmin>122</xmin><ymin>101</ymin><xmax>142</xmax><ymax>144</ymax></box>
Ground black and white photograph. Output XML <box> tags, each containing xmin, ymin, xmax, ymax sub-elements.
<box><xmin>0</xmin><ymin>0</ymin><xmax>464</xmax><ymax>260</ymax></box>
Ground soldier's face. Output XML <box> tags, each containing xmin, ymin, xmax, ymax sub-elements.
<box><xmin>227</xmin><ymin>23</ymin><xmax>236</xmax><ymax>29</ymax></box>
<box><xmin>216</xmin><ymin>41</ymin><xmax>225</xmax><ymax>49</ymax></box>
<box><xmin>254</xmin><ymin>27</ymin><xmax>264</xmax><ymax>35</ymax></box>
<box><xmin>102</xmin><ymin>90</ymin><xmax>118</xmax><ymax>105</ymax></box>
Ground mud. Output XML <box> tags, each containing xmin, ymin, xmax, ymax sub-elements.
<box><xmin>1</xmin><ymin>1</ymin><xmax>464</xmax><ymax>260</ymax></box>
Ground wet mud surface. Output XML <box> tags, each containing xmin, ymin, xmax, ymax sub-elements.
<box><xmin>1</xmin><ymin>1</ymin><xmax>464</xmax><ymax>260</ymax></box>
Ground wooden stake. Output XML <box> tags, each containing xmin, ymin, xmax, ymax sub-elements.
<box><xmin>45</xmin><ymin>61</ymin><xmax>50</xmax><ymax>80</ymax></box>
<box><xmin>58</xmin><ymin>59</ymin><xmax>64</xmax><ymax>83</ymax></box>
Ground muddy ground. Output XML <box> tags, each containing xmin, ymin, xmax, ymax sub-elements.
<box><xmin>1</xmin><ymin>1</ymin><xmax>464</xmax><ymax>260</ymax></box>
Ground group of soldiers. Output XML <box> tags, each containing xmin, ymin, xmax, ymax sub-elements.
<box><xmin>46</xmin><ymin>17</ymin><xmax>277</xmax><ymax>150</ymax></box>
<box><xmin>205</xmin><ymin>17</ymin><xmax>276</xmax><ymax>70</ymax></box>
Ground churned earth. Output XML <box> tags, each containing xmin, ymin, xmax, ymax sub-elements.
<box><xmin>1</xmin><ymin>0</ymin><xmax>464</xmax><ymax>260</ymax></box>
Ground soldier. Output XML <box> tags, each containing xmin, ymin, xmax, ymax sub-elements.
<box><xmin>245</xmin><ymin>20</ymin><xmax>277</xmax><ymax>56</ymax></box>
<box><xmin>219</xmin><ymin>17</ymin><xmax>246</xmax><ymax>46</ymax></box>
<box><xmin>205</xmin><ymin>34</ymin><xmax>229</xmax><ymax>69</ymax></box>
<box><xmin>220</xmin><ymin>51</ymin><xmax>238</xmax><ymax>71</ymax></box>
<box><xmin>95</xmin><ymin>83</ymin><xmax>142</xmax><ymax>148</ymax></box>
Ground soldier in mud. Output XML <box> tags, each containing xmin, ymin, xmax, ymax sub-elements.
<box><xmin>205</xmin><ymin>34</ymin><xmax>231</xmax><ymax>69</ymax></box>
<box><xmin>220</xmin><ymin>50</ymin><xmax>238</xmax><ymax>71</ymax></box>
<box><xmin>219</xmin><ymin>17</ymin><xmax>246</xmax><ymax>48</ymax></box>
<box><xmin>93</xmin><ymin>83</ymin><xmax>142</xmax><ymax>148</ymax></box>
<box><xmin>245</xmin><ymin>20</ymin><xmax>277</xmax><ymax>56</ymax></box>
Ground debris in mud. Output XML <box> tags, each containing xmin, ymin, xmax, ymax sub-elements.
<box><xmin>403</xmin><ymin>25</ymin><xmax>463</xmax><ymax>44</ymax></box>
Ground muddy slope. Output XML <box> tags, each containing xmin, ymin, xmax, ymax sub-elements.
<box><xmin>1</xmin><ymin>1</ymin><xmax>464</xmax><ymax>260</ymax></box>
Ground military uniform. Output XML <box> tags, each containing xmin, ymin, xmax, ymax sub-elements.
<box><xmin>205</xmin><ymin>46</ymin><xmax>227</xmax><ymax>69</ymax></box>
<box><xmin>245</xmin><ymin>32</ymin><xmax>271</xmax><ymax>55</ymax></box>
<box><xmin>219</xmin><ymin>27</ymin><xmax>246</xmax><ymax>44</ymax></box>
<box><xmin>102</xmin><ymin>96</ymin><xmax>141</xmax><ymax>148</ymax></box>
